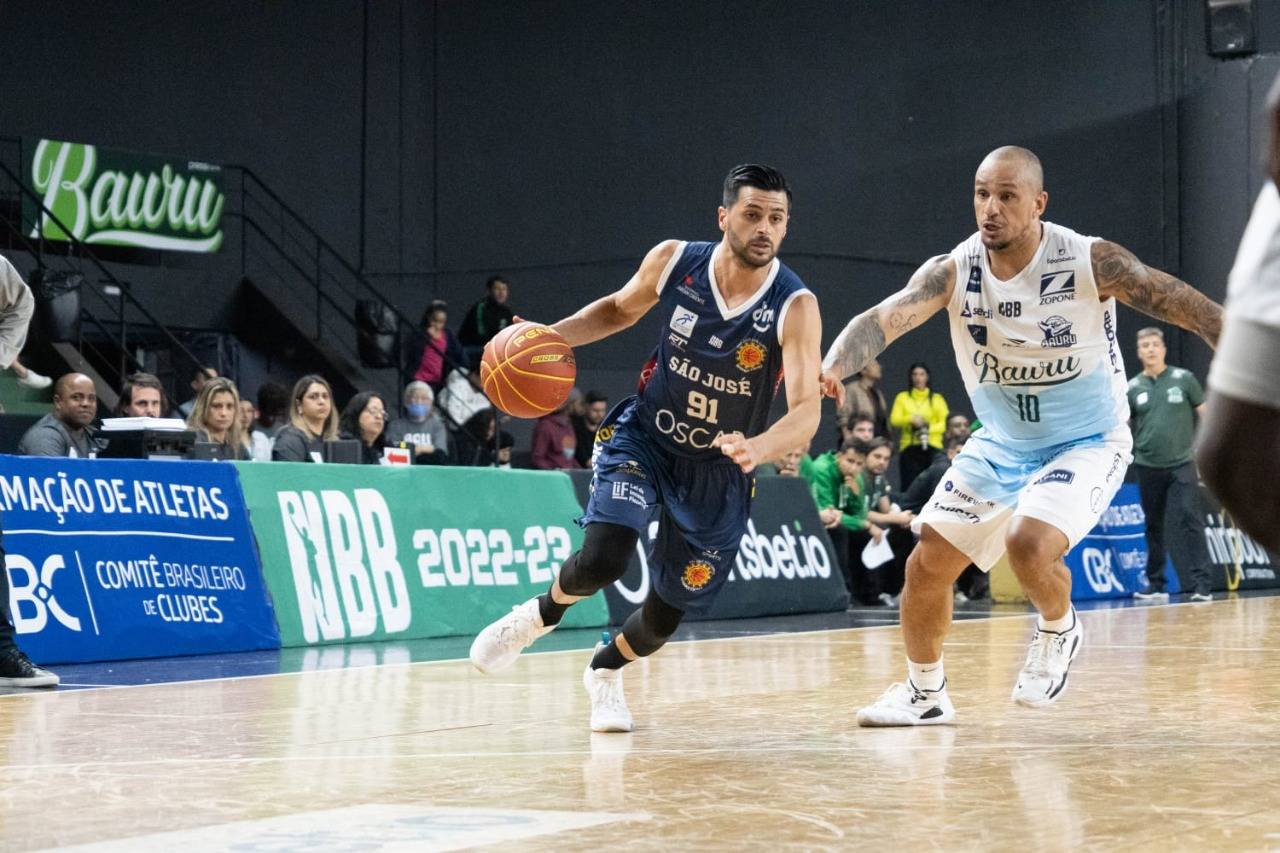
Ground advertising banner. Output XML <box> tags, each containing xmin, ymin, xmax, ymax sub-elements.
<box><xmin>0</xmin><ymin>456</ymin><xmax>279</xmax><ymax>663</ymax></box>
<box><xmin>1065</xmin><ymin>483</ymin><xmax>1279</xmax><ymax>600</ymax></box>
<box><xmin>567</xmin><ymin>472</ymin><xmax>850</xmax><ymax>623</ymax></box>
<box><xmin>23</xmin><ymin>137</ymin><xmax>226</xmax><ymax>252</ymax></box>
<box><xmin>235</xmin><ymin>464</ymin><xmax>609</xmax><ymax>647</ymax></box>
<box><xmin>1064</xmin><ymin>484</ymin><xmax>1162</xmax><ymax>600</ymax></box>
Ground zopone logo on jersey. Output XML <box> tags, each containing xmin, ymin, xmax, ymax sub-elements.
<box><xmin>1039</xmin><ymin>271</ymin><xmax>1076</xmax><ymax>304</ymax></box>
<box><xmin>5</xmin><ymin>553</ymin><xmax>82</xmax><ymax>633</ymax></box>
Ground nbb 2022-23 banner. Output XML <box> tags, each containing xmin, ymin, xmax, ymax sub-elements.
<box><xmin>0</xmin><ymin>457</ymin><xmax>279</xmax><ymax>663</ymax></box>
<box><xmin>234</xmin><ymin>464</ymin><xmax>609</xmax><ymax>646</ymax></box>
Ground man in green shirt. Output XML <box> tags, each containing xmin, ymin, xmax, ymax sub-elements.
<box><xmin>1127</xmin><ymin>327</ymin><xmax>1212</xmax><ymax>601</ymax></box>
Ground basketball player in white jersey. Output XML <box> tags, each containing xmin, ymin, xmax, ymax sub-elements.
<box><xmin>820</xmin><ymin>147</ymin><xmax>1223</xmax><ymax>725</ymax></box>
<box><xmin>1199</xmin><ymin>74</ymin><xmax>1280</xmax><ymax>554</ymax></box>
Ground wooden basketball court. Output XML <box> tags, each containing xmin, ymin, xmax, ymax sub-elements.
<box><xmin>4</xmin><ymin>594</ymin><xmax>1279</xmax><ymax>850</ymax></box>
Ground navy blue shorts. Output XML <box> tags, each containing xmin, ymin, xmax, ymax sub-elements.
<box><xmin>579</xmin><ymin>398</ymin><xmax>752</xmax><ymax>613</ymax></box>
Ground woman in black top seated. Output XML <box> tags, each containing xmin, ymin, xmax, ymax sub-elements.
<box><xmin>339</xmin><ymin>391</ymin><xmax>389</xmax><ymax>465</ymax></box>
<box><xmin>187</xmin><ymin>377</ymin><xmax>249</xmax><ymax>461</ymax></box>
<box><xmin>272</xmin><ymin>374</ymin><xmax>338</xmax><ymax>462</ymax></box>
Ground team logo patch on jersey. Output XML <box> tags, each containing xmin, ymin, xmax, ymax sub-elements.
<box><xmin>709</xmin><ymin>334</ymin><xmax>724</xmax><ymax>349</ymax></box>
<box><xmin>1034</xmin><ymin>469</ymin><xmax>1075</xmax><ymax>485</ymax></box>
<box><xmin>1039</xmin><ymin>271</ymin><xmax>1076</xmax><ymax>304</ymax></box>
<box><xmin>967</xmin><ymin>324</ymin><xmax>988</xmax><ymax>346</ymax></box>
<box><xmin>681</xmin><ymin>560</ymin><xmax>715</xmax><ymax>591</ymax></box>
<box><xmin>735</xmin><ymin>339</ymin><xmax>767</xmax><ymax>372</ymax></box>
<box><xmin>1039</xmin><ymin>315</ymin><xmax>1077</xmax><ymax>348</ymax></box>
<box><xmin>670</xmin><ymin>305</ymin><xmax>698</xmax><ymax>337</ymax></box>
<box><xmin>1167</xmin><ymin>387</ymin><xmax>1184</xmax><ymax>404</ymax></box>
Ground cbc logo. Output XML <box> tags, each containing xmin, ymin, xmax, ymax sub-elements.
<box><xmin>5</xmin><ymin>555</ymin><xmax>82</xmax><ymax>633</ymax></box>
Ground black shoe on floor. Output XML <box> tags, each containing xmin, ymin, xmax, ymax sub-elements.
<box><xmin>0</xmin><ymin>649</ymin><xmax>59</xmax><ymax>687</ymax></box>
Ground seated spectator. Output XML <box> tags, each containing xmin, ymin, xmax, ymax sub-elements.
<box><xmin>384</xmin><ymin>381</ymin><xmax>449</xmax><ymax>465</ymax></box>
<box><xmin>899</xmin><ymin>432</ymin><xmax>967</xmax><ymax>514</ymax></box>
<box><xmin>532</xmin><ymin>398</ymin><xmax>582</xmax><ymax>470</ymax></box>
<box><xmin>839</xmin><ymin>415</ymin><xmax>875</xmax><ymax>447</ymax></box>
<box><xmin>945</xmin><ymin>413</ymin><xmax>971</xmax><ymax>443</ymax></box>
<box><xmin>339</xmin><ymin>391</ymin><xmax>389</xmax><ymax>465</ymax></box>
<box><xmin>18</xmin><ymin>373</ymin><xmax>100</xmax><ymax>457</ymax></box>
<box><xmin>439</xmin><ymin>364</ymin><xmax>491</xmax><ymax>430</ymax></box>
<box><xmin>808</xmin><ymin>438</ymin><xmax>877</xmax><ymax>598</ymax></box>
<box><xmin>860</xmin><ymin>437</ymin><xmax>915</xmax><ymax>606</ymax></box>
<box><xmin>458</xmin><ymin>275</ymin><xmax>515</xmax><ymax>367</ymax></box>
<box><xmin>177</xmin><ymin>365</ymin><xmax>218</xmax><ymax>419</ymax></box>
<box><xmin>187</xmin><ymin>377</ymin><xmax>249</xmax><ymax>460</ymax></box>
<box><xmin>256</xmin><ymin>381</ymin><xmax>290</xmax><ymax>439</ymax></box>
<box><xmin>116</xmin><ymin>372</ymin><xmax>167</xmax><ymax>418</ymax></box>
<box><xmin>273</xmin><ymin>374</ymin><xmax>338</xmax><ymax>462</ymax></box>
<box><xmin>239</xmin><ymin>398</ymin><xmax>273</xmax><ymax>461</ymax></box>
<box><xmin>454</xmin><ymin>408</ymin><xmax>499</xmax><ymax>466</ymax></box>
<box><xmin>494</xmin><ymin>430</ymin><xmax>516</xmax><ymax>469</ymax></box>
<box><xmin>411</xmin><ymin>301</ymin><xmax>464</xmax><ymax>393</ymax></box>
<box><xmin>776</xmin><ymin>443</ymin><xmax>814</xmax><ymax>478</ymax></box>
<box><xmin>572</xmin><ymin>390</ymin><xmax>609</xmax><ymax>467</ymax></box>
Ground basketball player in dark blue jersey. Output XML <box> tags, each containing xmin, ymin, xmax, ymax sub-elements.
<box><xmin>470</xmin><ymin>164</ymin><xmax>825</xmax><ymax>732</ymax></box>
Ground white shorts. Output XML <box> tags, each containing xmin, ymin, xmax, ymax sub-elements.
<box><xmin>1209</xmin><ymin>182</ymin><xmax>1280</xmax><ymax>409</ymax></box>
<box><xmin>912</xmin><ymin>426</ymin><xmax>1133</xmax><ymax>572</ymax></box>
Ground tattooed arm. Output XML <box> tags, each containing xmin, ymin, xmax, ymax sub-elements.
<box><xmin>1092</xmin><ymin>241</ymin><xmax>1223</xmax><ymax>348</ymax></box>
<box><xmin>820</xmin><ymin>255</ymin><xmax>956</xmax><ymax>404</ymax></box>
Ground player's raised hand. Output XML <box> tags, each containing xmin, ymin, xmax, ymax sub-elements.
<box><xmin>713</xmin><ymin>431</ymin><xmax>761</xmax><ymax>473</ymax></box>
<box><xmin>819</xmin><ymin>369</ymin><xmax>845</xmax><ymax>408</ymax></box>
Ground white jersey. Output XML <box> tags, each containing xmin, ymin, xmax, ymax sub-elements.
<box><xmin>945</xmin><ymin>221</ymin><xmax>1129</xmax><ymax>452</ymax></box>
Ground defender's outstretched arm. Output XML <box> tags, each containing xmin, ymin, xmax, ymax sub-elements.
<box><xmin>552</xmin><ymin>240</ymin><xmax>681</xmax><ymax>347</ymax></box>
<box><xmin>1092</xmin><ymin>241</ymin><xmax>1223</xmax><ymax>348</ymax></box>
<box><xmin>820</xmin><ymin>255</ymin><xmax>956</xmax><ymax>404</ymax></box>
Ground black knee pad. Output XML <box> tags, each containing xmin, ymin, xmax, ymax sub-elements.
<box><xmin>556</xmin><ymin>521</ymin><xmax>637</xmax><ymax>596</ymax></box>
<box><xmin>621</xmin><ymin>591</ymin><xmax>685</xmax><ymax>657</ymax></box>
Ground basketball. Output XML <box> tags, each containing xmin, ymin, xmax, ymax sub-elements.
<box><xmin>480</xmin><ymin>321</ymin><xmax>577</xmax><ymax>418</ymax></box>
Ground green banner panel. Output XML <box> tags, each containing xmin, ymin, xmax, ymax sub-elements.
<box><xmin>23</xmin><ymin>137</ymin><xmax>225</xmax><ymax>252</ymax></box>
<box><xmin>234</xmin><ymin>463</ymin><xmax>606</xmax><ymax>646</ymax></box>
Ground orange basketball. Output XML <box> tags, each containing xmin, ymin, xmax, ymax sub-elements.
<box><xmin>480</xmin><ymin>321</ymin><xmax>577</xmax><ymax>418</ymax></box>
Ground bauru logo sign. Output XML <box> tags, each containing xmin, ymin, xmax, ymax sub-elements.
<box><xmin>24</xmin><ymin>137</ymin><xmax>226</xmax><ymax>253</ymax></box>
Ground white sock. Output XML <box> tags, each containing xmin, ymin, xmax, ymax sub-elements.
<box><xmin>908</xmin><ymin>656</ymin><xmax>945</xmax><ymax>692</ymax></box>
<box><xmin>1038</xmin><ymin>607</ymin><xmax>1074</xmax><ymax>633</ymax></box>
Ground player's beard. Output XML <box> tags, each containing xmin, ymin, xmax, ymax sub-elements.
<box><xmin>728</xmin><ymin>230</ymin><xmax>775</xmax><ymax>268</ymax></box>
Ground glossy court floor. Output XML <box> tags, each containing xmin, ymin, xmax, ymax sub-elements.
<box><xmin>4</xmin><ymin>593</ymin><xmax>1280</xmax><ymax>851</ymax></box>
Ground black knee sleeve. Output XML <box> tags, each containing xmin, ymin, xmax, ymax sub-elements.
<box><xmin>620</xmin><ymin>591</ymin><xmax>685</xmax><ymax>657</ymax></box>
<box><xmin>556</xmin><ymin>522</ymin><xmax>637</xmax><ymax>597</ymax></box>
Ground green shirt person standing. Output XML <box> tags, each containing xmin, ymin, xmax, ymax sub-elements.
<box><xmin>1126</xmin><ymin>327</ymin><xmax>1212</xmax><ymax>601</ymax></box>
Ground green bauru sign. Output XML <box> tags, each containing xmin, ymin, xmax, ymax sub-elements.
<box><xmin>24</xmin><ymin>137</ymin><xmax>226</xmax><ymax>253</ymax></box>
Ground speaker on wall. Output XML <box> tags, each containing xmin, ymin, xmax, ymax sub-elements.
<box><xmin>1207</xmin><ymin>0</ymin><xmax>1257</xmax><ymax>57</ymax></box>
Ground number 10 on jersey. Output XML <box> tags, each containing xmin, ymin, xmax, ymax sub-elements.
<box><xmin>1016</xmin><ymin>393</ymin><xmax>1040</xmax><ymax>423</ymax></box>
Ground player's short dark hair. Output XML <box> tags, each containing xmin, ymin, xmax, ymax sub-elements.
<box><xmin>839</xmin><ymin>437</ymin><xmax>871</xmax><ymax>455</ymax></box>
<box><xmin>585</xmin><ymin>390</ymin><xmax>608</xmax><ymax>405</ymax></box>
<box><xmin>722</xmin><ymin>163</ymin><xmax>792</xmax><ymax>209</ymax></box>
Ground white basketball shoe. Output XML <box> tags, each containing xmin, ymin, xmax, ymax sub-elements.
<box><xmin>856</xmin><ymin>680</ymin><xmax>956</xmax><ymax>726</ymax></box>
<box><xmin>583</xmin><ymin>655</ymin><xmax>634</xmax><ymax>733</ymax></box>
<box><xmin>1011</xmin><ymin>608</ymin><xmax>1083</xmax><ymax>708</ymax></box>
<box><xmin>469</xmin><ymin>597</ymin><xmax>555</xmax><ymax>674</ymax></box>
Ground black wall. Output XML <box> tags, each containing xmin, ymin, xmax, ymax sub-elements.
<box><xmin>0</xmin><ymin>0</ymin><xmax>1274</xmax><ymax>432</ymax></box>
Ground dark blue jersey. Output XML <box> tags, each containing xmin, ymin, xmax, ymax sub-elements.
<box><xmin>632</xmin><ymin>240</ymin><xmax>812</xmax><ymax>461</ymax></box>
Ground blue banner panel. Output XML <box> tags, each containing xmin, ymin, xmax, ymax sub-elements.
<box><xmin>1065</xmin><ymin>483</ymin><xmax>1180</xmax><ymax>600</ymax></box>
<box><xmin>0</xmin><ymin>456</ymin><xmax>280</xmax><ymax>663</ymax></box>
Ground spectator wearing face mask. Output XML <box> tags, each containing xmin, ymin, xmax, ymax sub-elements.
<box><xmin>531</xmin><ymin>396</ymin><xmax>582</xmax><ymax>470</ymax></box>
<box><xmin>385</xmin><ymin>381</ymin><xmax>449</xmax><ymax>465</ymax></box>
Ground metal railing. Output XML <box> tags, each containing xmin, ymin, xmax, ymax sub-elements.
<box><xmin>0</xmin><ymin>152</ymin><xmax>204</xmax><ymax>397</ymax></box>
